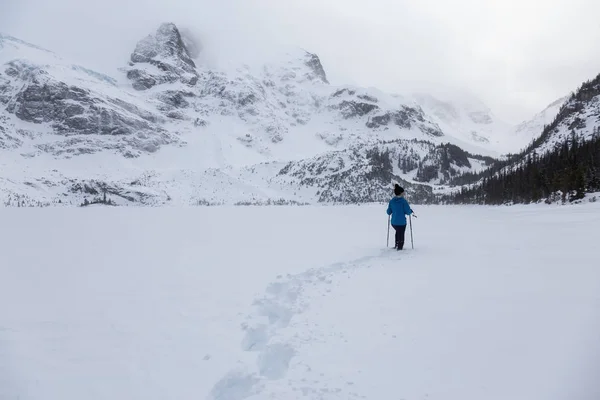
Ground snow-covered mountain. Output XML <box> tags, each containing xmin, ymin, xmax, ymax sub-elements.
<box><xmin>0</xmin><ymin>32</ymin><xmax>180</xmax><ymax>158</ymax></box>
<box><xmin>511</xmin><ymin>96</ymin><xmax>569</xmax><ymax>150</ymax></box>
<box><xmin>518</xmin><ymin>76</ymin><xmax>600</xmax><ymax>157</ymax></box>
<box><xmin>1</xmin><ymin>23</ymin><xmax>516</xmax><ymax>206</ymax></box>
<box><xmin>411</xmin><ymin>91</ymin><xmax>514</xmax><ymax>153</ymax></box>
<box><xmin>445</xmin><ymin>73</ymin><xmax>600</xmax><ymax>202</ymax></box>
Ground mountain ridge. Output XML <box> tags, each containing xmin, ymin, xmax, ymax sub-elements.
<box><xmin>0</xmin><ymin>23</ymin><xmax>561</xmax><ymax>206</ymax></box>
<box><xmin>442</xmin><ymin>72</ymin><xmax>600</xmax><ymax>204</ymax></box>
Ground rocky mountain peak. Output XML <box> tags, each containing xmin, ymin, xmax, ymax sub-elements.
<box><xmin>304</xmin><ymin>51</ymin><xmax>328</xmax><ymax>84</ymax></box>
<box><xmin>126</xmin><ymin>23</ymin><xmax>199</xmax><ymax>90</ymax></box>
<box><xmin>131</xmin><ymin>23</ymin><xmax>196</xmax><ymax>69</ymax></box>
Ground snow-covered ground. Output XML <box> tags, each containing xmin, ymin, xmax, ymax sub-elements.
<box><xmin>1</xmin><ymin>203</ymin><xmax>599</xmax><ymax>400</ymax></box>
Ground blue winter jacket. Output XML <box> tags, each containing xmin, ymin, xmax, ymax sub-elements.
<box><xmin>386</xmin><ymin>196</ymin><xmax>413</xmax><ymax>226</ymax></box>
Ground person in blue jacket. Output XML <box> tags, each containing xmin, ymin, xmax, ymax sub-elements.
<box><xmin>386</xmin><ymin>184</ymin><xmax>416</xmax><ymax>250</ymax></box>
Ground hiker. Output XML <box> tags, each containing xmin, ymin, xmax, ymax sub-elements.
<box><xmin>386</xmin><ymin>184</ymin><xmax>416</xmax><ymax>250</ymax></box>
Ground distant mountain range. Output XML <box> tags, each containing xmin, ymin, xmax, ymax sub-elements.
<box><xmin>0</xmin><ymin>24</ymin><xmax>581</xmax><ymax>206</ymax></box>
<box><xmin>445</xmin><ymin>73</ymin><xmax>600</xmax><ymax>204</ymax></box>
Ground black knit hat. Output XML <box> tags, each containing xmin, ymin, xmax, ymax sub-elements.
<box><xmin>394</xmin><ymin>184</ymin><xmax>404</xmax><ymax>196</ymax></box>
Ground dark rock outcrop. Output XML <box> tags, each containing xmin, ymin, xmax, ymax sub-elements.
<box><xmin>304</xmin><ymin>52</ymin><xmax>329</xmax><ymax>84</ymax></box>
<box><xmin>0</xmin><ymin>58</ymin><xmax>175</xmax><ymax>157</ymax></box>
<box><xmin>0</xmin><ymin>115</ymin><xmax>19</xmax><ymax>149</ymax></box>
<box><xmin>156</xmin><ymin>90</ymin><xmax>194</xmax><ymax>109</ymax></box>
<box><xmin>6</xmin><ymin>69</ymin><xmax>161</xmax><ymax>136</ymax></box>
<box><xmin>332</xmin><ymin>88</ymin><xmax>356</xmax><ymax>97</ymax></box>
<box><xmin>126</xmin><ymin>23</ymin><xmax>199</xmax><ymax>90</ymax></box>
<box><xmin>333</xmin><ymin>100</ymin><xmax>379</xmax><ymax>119</ymax></box>
<box><xmin>366</xmin><ymin>106</ymin><xmax>444</xmax><ymax>137</ymax></box>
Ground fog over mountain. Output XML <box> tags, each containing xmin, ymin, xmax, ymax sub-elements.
<box><xmin>4</xmin><ymin>0</ymin><xmax>600</xmax><ymax>123</ymax></box>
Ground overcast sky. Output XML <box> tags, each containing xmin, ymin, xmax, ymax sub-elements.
<box><xmin>3</xmin><ymin>0</ymin><xmax>600</xmax><ymax>123</ymax></box>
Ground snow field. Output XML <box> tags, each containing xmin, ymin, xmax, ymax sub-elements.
<box><xmin>1</xmin><ymin>203</ymin><xmax>599</xmax><ymax>400</ymax></box>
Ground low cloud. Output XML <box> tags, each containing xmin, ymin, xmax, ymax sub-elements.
<box><xmin>2</xmin><ymin>0</ymin><xmax>600</xmax><ymax>123</ymax></box>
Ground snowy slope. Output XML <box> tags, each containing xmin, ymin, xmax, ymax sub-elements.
<box><xmin>499</xmin><ymin>74</ymin><xmax>600</xmax><ymax>167</ymax></box>
<box><xmin>438</xmin><ymin>75</ymin><xmax>600</xmax><ymax>195</ymax></box>
<box><xmin>1</xmin><ymin>204</ymin><xmax>599</xmax><ymax>399</ymax></box>
<box><xmin>245</xmin><ymin>139</ymin><xmax>495</xmax><ymax>204</ymax></box>
<box><xmin>512</xmin><ymin>95</ymin><xmax>569</xmax><ymax>149</ymax></box>
<box><xmin>0</xmin><ymin>23</ymin><xmax>524</xmax><ymax>206</ymax></box>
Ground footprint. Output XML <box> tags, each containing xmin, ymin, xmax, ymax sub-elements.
<box><xmin>254</xmin><ymin>298</ymin><xmax>294</xmax><ymax>328</ymax></box>
<box><xmin>241</xmin><ymin>324</ymin><xmax>268</xmax><ymax>351</ymax></box>
<box><xmin>209</xmin><ymin>370</ymin><xmax>261</xmax><ymax>400</ymax></box>
<box><xmin>265</xmin><ymin>281</ymin><xmax>288</xmax><ymax>296</ymax></box>
<box><xmin>257</xmin><ymin>343</ymin><xmax>295</xmax><ymax>380</ymax></box>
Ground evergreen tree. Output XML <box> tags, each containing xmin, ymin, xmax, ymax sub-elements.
<box><xmin>442</xmin><ymin>133</ymin><xmax>600</xmax><ymax>205</ymax></box>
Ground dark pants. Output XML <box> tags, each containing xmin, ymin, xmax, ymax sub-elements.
<box><xmin>392</xmin><ymin>224</ymin><xmax>406</xmax><ymax>249</ymax></box>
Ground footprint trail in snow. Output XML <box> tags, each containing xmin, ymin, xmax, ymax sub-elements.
<box><xmin>208</xmin><ymin>248</ymin><xmax>410</xmax><ymax>400</ymax></box>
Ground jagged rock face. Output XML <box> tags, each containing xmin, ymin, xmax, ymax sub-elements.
<box><xmin>198</xmin><ymin>70</ymin><xmax>267</xmax><ymax>109</ymax></box>
<box><xmin>0</xmin><ymin>53</ymin><xmax>176</xmax><ymax>157</ymax></box>
<box><xmin>0</xmin><ymin>114</ymin><xmax>27</xmax><ymax>150</ymax></box>
<box><xmin>366</xmin><ymin>106</ymin><xmax>444</xmax><ymax>137</ymax></box>
<box><xmin>7</xmin><ymin>70</ymin><xmax>155</xmax><ymax>136</ymax></box>
<box><xmin>333</xmin><ymin>100</ymin><xmax>379</xmax><ymax>119</ymax></box>
<box><xmin>329</xmin><ymin>89</ymin><xmax>381</xmax><ymax>120</ymax></box>
<box><xmin>127</xmin><ymin>23</ymin><xmax>199</xmax><ymax>90</ymax></box>
<box><xmin>131</xmin><ymin>23</ymin><xmax>196</xmax><ymax>70</ymax></box>
<box><xmin>304</xmin><ymin>52</ymin><xmax>329</xmax><ymax>84</ymax></box>
<box><xmin>0</xmin><ymin>115</ymin><xmax>13</xmax><ymax>149</ymax></box>
<box><xmin>327</xmin><ymin>88</ymin><xmax>443</xmax><ymax>138</ymax></box>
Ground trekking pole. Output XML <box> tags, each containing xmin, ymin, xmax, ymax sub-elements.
<box><xmin>387</xmin><ymin>215</ymin><xmax>390</xmax><ymax>247</ymax></box>
<box><xmin>409</xmin><ymin>215</ymin><xmax>414</xmax><ymax>249</ymax></box>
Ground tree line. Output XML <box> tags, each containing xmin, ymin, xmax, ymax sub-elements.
<box><xmin>442</xmin><ymin>130</ymin><xmax>600</xmax><ymax>204</ymax></box>
<box><xmin>439</xmin><ymin>71</ymin><xmax>600</xmax><ymax>204</ymax></box>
